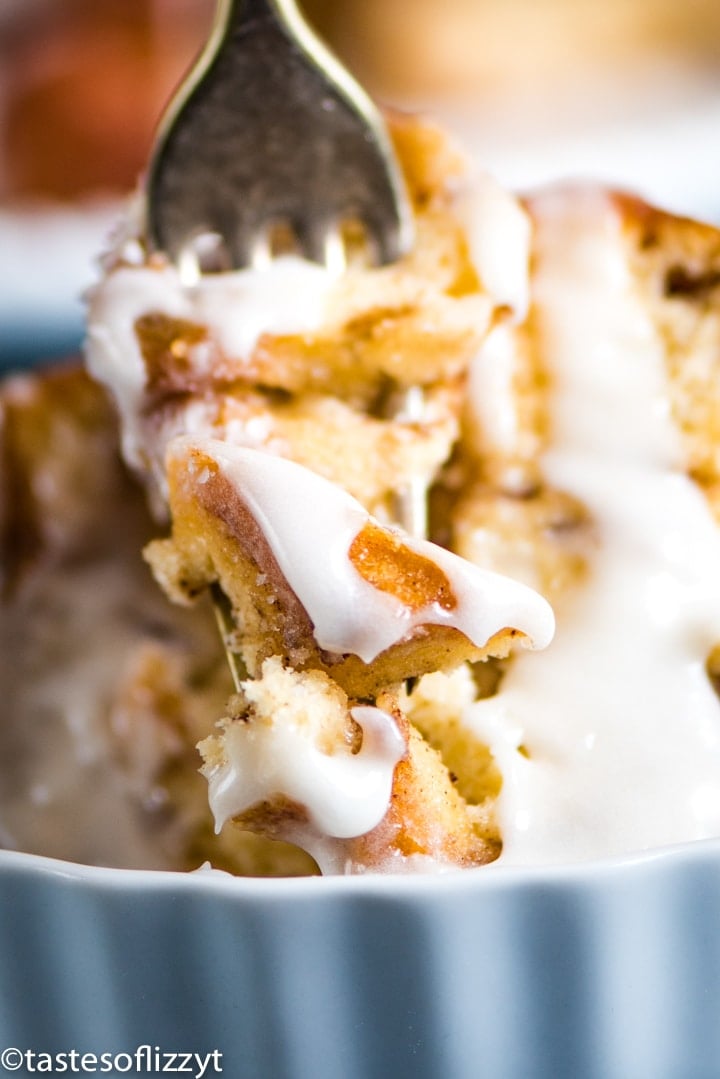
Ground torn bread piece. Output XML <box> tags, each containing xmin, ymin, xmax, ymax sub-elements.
<box><xmin>145</xmin><ymin>438</ymin><xmax>553</xmax><ymax>871</ymax></box>
<box><xmin>199</xmin><ymin>658</ymin><xmax>501</xmax><ymax>872</ymax></box>
<box><xmin>84</xmin><ymin>114</ymin><xmax>530</xmax><ymax>514</ymax></box>
<box><xmin>146</xmin><ymin>439</ymin><xmax>554</xmax><ymax>697</ymax></box>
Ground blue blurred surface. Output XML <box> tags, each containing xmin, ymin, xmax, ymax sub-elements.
<box><xmin>0</xmin><ymin>318</ymin><xmax>84</xmax><ymax>373</ymax></box>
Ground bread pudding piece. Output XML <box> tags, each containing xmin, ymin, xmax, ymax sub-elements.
<box><xmin>144</xmin><ymin>436</ymin><xmax>552</xmax><ymax>870</ymax></box>
<box><xmin>446</xmin><ymin>189</ymin><xmax>720</xmax><ymax>606</ymax></box>
<box><xmin>199</xmin><ymin>657</ymin><xmax>499</xmax><ymax>873</ymax></box>
<box><xmin>198</xmin><ymin>665</ymin><xmax>505</xmax><ymax>874</ymax></box>
<box><xmin>439</xmin><ymin>186</ymin><xmax>720</xmax><ymax>867</ymax></box>
<box><xmin>85</xmin><ymin>114</ymin><xmax>530</xmax><ymax>518</ymax></box>
<box><xmin>615</xmin><ymin>195</ymin><xmax>720</xmax><ymax>521</ymax></box>
<box><xmin>147</xmin><ymin>439</ymin><xmax>554</xmax><ymax>693</ymax></box>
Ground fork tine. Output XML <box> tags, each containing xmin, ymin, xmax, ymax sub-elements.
<box><xmin>146</xmin><ymin>0</ymin><xmax>413</xmax><ymax>270</ymax></box>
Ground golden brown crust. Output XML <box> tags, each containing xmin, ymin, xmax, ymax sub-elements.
<box><xmin>616</xmin><ymin>193</ymin><xmax>720</xmax><ymax>519</ymax></box>
<box><xmin>346</xmin><ymin>698</ymin><xmax>498</xmax><ymax>869</ymax></box>
<box><xmin>349</xmin><ymin>520</ymin><xmax>458</xmax><ymax>611</ymax></box>
<box><xmin>387</xmin><ymin>111</ymin><xmax>468</xmax><ymax>210</ymax></box>
<box><xmin>135</xmin><ymin>312</ymin><xmax>214</xmax><ymax>397</ymax></box>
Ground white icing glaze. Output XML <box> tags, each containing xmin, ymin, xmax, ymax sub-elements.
<box><xmin>468</xmin><ymin>187</ymin><xmax>720</xmax><ymax>865</ymax></box>
<box><xmin>85</xmin><ymin>264</ymin><xmax>186</xmax><ymax>473</ymax></box>
<box><xmin>85</xmin><ymin>254</ymin><xmax>338</xmax><ymax>472</ymax></box>
<box><xmin>467</xmin><ymin>323</ymin><xmax>521</xmax><ymax>458</ymax></box>
<box><xmin>207</xmin><ymin>702</ymin><xmax>405</xmax><ymax>840</ymax></box>
<box><xmin>192</xmin><ymin>258</ymin><xmax>335</xmax><ymax>356</ymax></box>
<box><xmin>454</xmin><ymin>173</ymin><xmax>531</xmax><ymax>321</ymax></box>
<box><xmin>85</xmin><ymin>179</ymin><xmax>526</xmax><ymax>481</ymax></box>
<box><xmin>179</xmin><ymin>437</ymin><xmax>555</xmax><ymax>661</ymax></box>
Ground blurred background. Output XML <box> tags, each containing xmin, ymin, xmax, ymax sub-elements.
<box><xmin>2</xmin><ymin>0</ymin><xmax>720</xmax><ymax>367</ymax></box>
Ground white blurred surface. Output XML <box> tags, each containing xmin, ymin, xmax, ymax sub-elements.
<box><xmin>0</xmin><ymin>202</ymin><xmax>118</xmax><ymax>364</ymax></box>
<box><xmin>437</xmin><ymin>67</ymin><xmax>720</xmax><ymax>223</ymax></box>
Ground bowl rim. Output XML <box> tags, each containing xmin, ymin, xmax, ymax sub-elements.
<box><xmin>2</xmin><ymin>837</ymin><xmax>720</xmax><ymax>899</ymax></box>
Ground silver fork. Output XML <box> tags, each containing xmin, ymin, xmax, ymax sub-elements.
<box><xmin>144</xmin><ymin>0</ymin><xmax>422</xmax><ymax>687</ymax></box>
<box><xmin>145</xmin><ymin>0</ymin><xmax>413</xmax><ymax>272</ymax></box>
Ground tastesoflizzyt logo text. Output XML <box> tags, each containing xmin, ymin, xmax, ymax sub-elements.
<box><xmin>0</xmin><ymin>1046</ymin><xmax>223</xmax><ymax>1076</ymax></box>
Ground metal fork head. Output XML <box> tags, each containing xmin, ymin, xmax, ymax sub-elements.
<box><xmin>145</xmin><ymin>0</ymin><xmax>414</xmax><ymax>272</ymax></box>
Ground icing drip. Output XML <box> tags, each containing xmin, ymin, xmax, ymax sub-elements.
<box><xmin>179</xmin><ymin>437</ymin><xmax>555</xmax><ymax>662</ymax></box>
<box><xmin>467</xmin><ymin>188</ymin><xmax>720</xmax><ymax>864</ymax></box>
<box><xmin>85</xmin><ymin>255</ymin><xmax>337</xmax><ymax>472</ymax></box>
<box><xmin>208</xmin><ymin>701</ymin><xmax>406</xmax><ymax>840</ymax></box>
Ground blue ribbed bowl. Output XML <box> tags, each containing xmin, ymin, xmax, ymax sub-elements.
<box><xmin>2</xmin><ymin>844</ymin><xmax>720</xmax><ymax>1079</ymax></box>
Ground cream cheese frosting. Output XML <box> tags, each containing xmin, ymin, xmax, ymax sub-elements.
<box><xmin>468</xmin><ymin>188</ymin><xmax>720</xmax><ymax>865</ymax></box>
<box><xmin>454</xmin><ymin>172</ymin><xmax>532</xmax><ymax>322</ymax></box>
<box><xmin>177</xmin><ymin>436</ymin><xmax>555</xmax><ymax>662</ymax></box>
<box><xmin>84</xmin><ymin>254</ymin><xmax>338</xmax><ymax>477</ymax></box>
<box><xmin>208</xmin><ymin>699</ymin><xmax>406</xmax><ymax>841</ymax></box>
